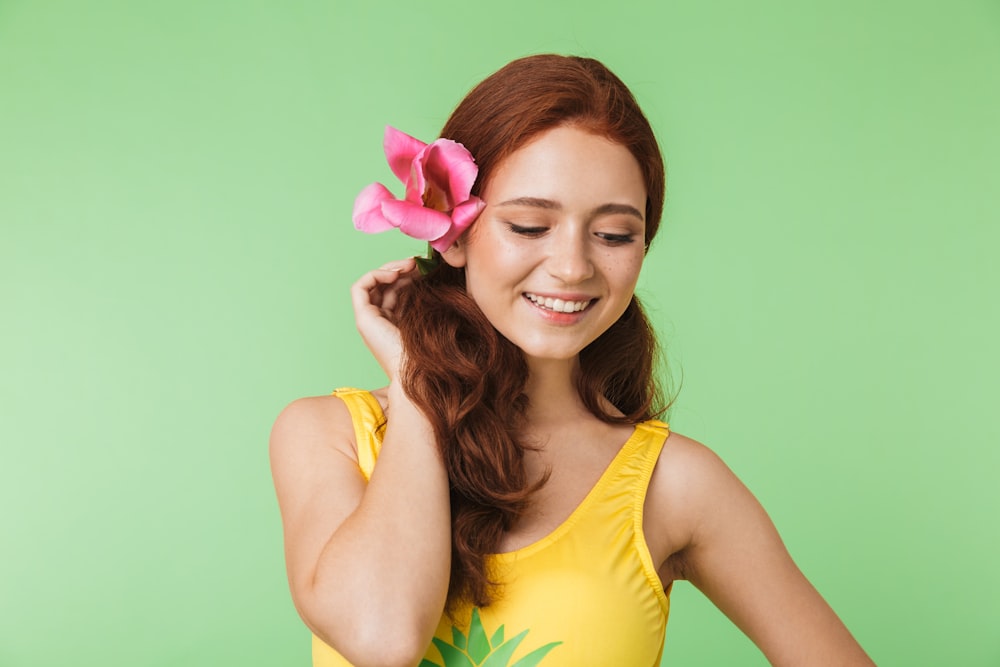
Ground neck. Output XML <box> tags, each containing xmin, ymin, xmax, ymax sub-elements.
<box><xmin>522</xmin><ymin>356</ymin><xmax>591</xmax><ymax>427</ymax></box>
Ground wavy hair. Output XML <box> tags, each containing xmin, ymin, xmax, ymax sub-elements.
<box><xmin>394</xmin><ymin>54</ymin><xmax>667</xmax><ymax>612</ymax></box>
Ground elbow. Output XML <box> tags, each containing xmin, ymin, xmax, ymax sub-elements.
<box><xmin>315</xmin><ymin>622</ymin><xmax>432</xmax><ymax>667</ymax></box>
<box><xmin>302</xmin><ymin>599</ymin><xmax>434</xmax><ymax>667</ymax></box>
<box><xmin>358</xmin><ymin>633</ymin><xmax>432</xmax><ymax>667</ymax></box>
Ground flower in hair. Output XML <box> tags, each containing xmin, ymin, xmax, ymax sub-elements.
<box><xmin>352</xmin><ymin>126</ymin><xmax>486</xmax><ymax>253</ymax></box>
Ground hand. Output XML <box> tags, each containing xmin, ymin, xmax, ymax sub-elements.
<box><xmin>350</xmin><ymin>257</ymin><xmax>420</xmax><ymax>381</ymax></box>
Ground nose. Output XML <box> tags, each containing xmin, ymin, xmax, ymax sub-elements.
<box><xmin>546</xmin><ymin>230</ymin><xmax>594</xmax><ymax>284</ymax></box>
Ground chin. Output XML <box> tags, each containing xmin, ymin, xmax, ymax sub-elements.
<box><xmin>518</xmin><ymin>344</ymin><xmax>589</xmax><ymax>364</ymax></box>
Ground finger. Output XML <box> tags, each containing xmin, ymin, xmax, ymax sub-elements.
<box><xmin>350</xmin><ymin>259</ymin><xmax>419</xmax><ymax>313</ymax></box>
<box><xmin>352</xmin><ymin>270</ymin><xmax>407</xmax><ymax>311</ymax></box>
<box><xmin>351</xmin><ymin>258</ymin><xmax>418</xmax><ymax>293</ymax></box>
<box><xmin>380</xmin><ymin>275</ymin><xmax>416</xmax><ymax>313</ymax></box>
<box><xmin>378</xmin><ymin>257</ymin><xmax>417</xmax><ymax>272</ymax></box>
<box><xmin>351</xmin><ymin>267</ymin><xmax>403</xmax><ymax>298</ymax></box>
<box><xmin>375</xmin><ymin>259</ymin><xmax>422</xmax><ymax>313</ymax></box>
<box><xmin>367</xmin><ymin>257</ymin><xmax>418</xmax><ymax>281</ymax></box>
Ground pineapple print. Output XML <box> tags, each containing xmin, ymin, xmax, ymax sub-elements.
<box><xmin>419</xmin><ymin>608</ymin><xmax>562</xmax><ymax>667</ymax></box>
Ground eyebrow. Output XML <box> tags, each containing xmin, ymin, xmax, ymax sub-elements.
<box><xmin>495</xmin><ymin>197</ymin><xmax>644</xmax><ymax>221</ymax></box>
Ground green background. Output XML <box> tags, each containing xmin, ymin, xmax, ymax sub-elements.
<box><xmin>2</xmin><ymin>1</ymin><xmax>998</xmax><ymax>665</ymax></box>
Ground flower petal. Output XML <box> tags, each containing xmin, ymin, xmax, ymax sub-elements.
<box><xmin>430</xmin><ymin>197</ymin><xmax>486</xmax><ymax>252</ymax></box>
<box><xmin>384</xmin><ymin>126</ymin><xmax>427</xmax><ymax>185</ymax></box>
<box><xmin>421</xmin><ymin>139</ymin><xmax>479</xmax><ymax>207</ymax></box>
<box><xmin>403</xmin><ymin>145</ymin><xmax>429</xmax><ymax>206</ymax></box>
<box><xmin>352</xmin><ymin>182</ymin><xmax>398</xmax><ymax>233</ymax></box>
<box><xmin>380</xmin><ymin>199</ymin><xmax>452</xmax><ymax>241</ymax></box>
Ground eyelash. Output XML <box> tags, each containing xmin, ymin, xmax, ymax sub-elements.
<box><xmin>597</xmin><ymin>233</ymin><xmax>636</xmax><ymax>245</ymax></box>
<box><xmin>507</xmin><ymin>223</ymin><xmax>636</xmax><ymax>246</ymax></box>
<box><xmin>508</xmin><ymin>224</ymin><xmax>547</xmax><ymax>236</ymax></box>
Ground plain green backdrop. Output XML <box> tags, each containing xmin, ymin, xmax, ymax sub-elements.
<box><xmin>2</xmin><ymin>1</ymin><xmax>998</xmax><ymax>665</ymax></box>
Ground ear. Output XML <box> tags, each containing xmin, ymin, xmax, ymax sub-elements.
<box><xmin>439</xmin><ymin>239</ymin><xmax>467</xmax><ymax>268</ymax></box>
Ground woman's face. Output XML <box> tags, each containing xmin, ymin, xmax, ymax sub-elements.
<box><xmin>444</xmin><ymin>125</ymin><xmax>647</xmax><ymax>365</ymax></box>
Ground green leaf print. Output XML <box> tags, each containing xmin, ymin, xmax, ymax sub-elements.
<box><xmin>426</xmin><ymin>608</ymin><xmax>563</xmax><ymax>667</ymax></box>
<box><xmin>466</xmin><ymin>608</ymin><xmax>491</xmax><ymax>663</ymax></box>
<box><xmin>431</xmin><ymin>638</ymin><xmax>476</xmax><ymax>667</ymax></box>
<box><xmin>509</xmin><ymin>642</ymin><xmax>562</xmax><ymax>667</ymax></box>
<box><xmin>477</xmin><ymin>630</ymin><xmax>528</xmax><ymax>667</ymax></box>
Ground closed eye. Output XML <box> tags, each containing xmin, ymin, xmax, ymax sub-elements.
<box><xmin>507</xmin><ymin>223</ymin><xmax>549</xmax><ymax>237</ymax></box>
<box><xmin>596</xmin><ymin>232</ymin><xmax>637</xmax><ymax>245</ymax></box>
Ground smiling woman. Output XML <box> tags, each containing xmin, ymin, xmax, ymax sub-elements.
<box><xmin>269</xmin><ymin>54</ymin><xmax>875</xmax><ymax>667</ymax></box>
<box><xmin>446</xmin><ymin>126</ymin><xmax>647</xmax><ymax>363</ymax></box>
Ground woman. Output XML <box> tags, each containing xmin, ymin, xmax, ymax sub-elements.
<box><xmin>270</xmin><ymin>55</ymin><xmax>874</xmax><ymax>667</ymax></box>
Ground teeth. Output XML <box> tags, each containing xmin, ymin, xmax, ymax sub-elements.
<box><xmin>525</xmin><ymin>293</ymin><xmax>591</xmax><ymax>313</ymax></box>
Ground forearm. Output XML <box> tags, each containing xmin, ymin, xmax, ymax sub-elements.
<box><xmin>303</xmin><ymin>383</ymin><xmax>451</xmax><ymax>662</ymax></box>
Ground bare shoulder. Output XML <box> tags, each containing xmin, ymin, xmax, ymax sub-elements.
<box><xmin>649</xmin><ymin>430</ymin><xmax>743</xmax><ymax>520</ymax></box>
<box><xmin>644</xmin><ymin>431</ymin><xmax>757</xmax><ymax>577</ymax></box>
<box><xmin>645</xmin><ymin>431</ymin><xmax>875</xmax><ymax>664</ymax></box>
<box><xmin>656</xmin><ymin>430</ymin><xmax>730</xmax><ymax>479</ymax></box>
<box><xmin>269</xmin><ymin>393</ymin><xmax>359</xmax><ymax>465</ymax></box>
<box><xmin>269</xmin><ymin>392</ymin><xmax>380</xmax><ymax>601</ymax></box>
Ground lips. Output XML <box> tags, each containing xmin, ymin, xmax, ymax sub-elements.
<box><xmin>523</xmin><ymin>292</ymin><xmax>594</xmax><ymax>313</ymax></box>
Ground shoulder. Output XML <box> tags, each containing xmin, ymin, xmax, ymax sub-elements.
<box><xmin>269</xmin><ymin>387</ymin><xmax>391</xmax><ymax>464</ymax></box>
<box><xmin>270</xmin><ymin>393</ymin><xmax>355</xmax><ymax>466</ymax></box>
<box><xmin>269</xmin><ymin>391</ymin><xmax>376</xmax><ymax>540</ymax></box>
<box><xmin>652</xmin><ymin>430</ymin><xmax>739</xmax><ymax>508</ymax></box>
<box><xmin>269</xmin><ymin>392</ymin><xmax>384</xmax><ymax>618</ymax></box>
<box><xmin>645</xmin><ymin>431</ymin><xmax>759</xmax><ymax>574</ymax></box>
<box><xmin>644</xmin><ymin>431</ymin><xmax>875</xmax><ymax>663</ymax></box>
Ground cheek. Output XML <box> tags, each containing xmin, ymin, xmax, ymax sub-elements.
<box><xmin>602</xmin><ymin>253</ymin><xmax>644</xmax><ymax>287</ymax></box>
<box><xmin>464</xmin><ymin>249</ymin><xmax>511</xmax><ymax>306</ymax></box>
<box><xmin>467</xmin><ymin>238</ymin><xmax>522</xmax><ymax>280</ymax></box>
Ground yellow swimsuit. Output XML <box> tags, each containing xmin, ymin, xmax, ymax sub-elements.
<box><xmin>313</xmin><ymin>388</ymin><xmax>672</xmax><ymax>667</ymax></box>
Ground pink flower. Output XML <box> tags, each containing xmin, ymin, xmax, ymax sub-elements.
<box><xmin>352</xmin><ymin>126</ymin><xmax>486</xmax><ymax>253</ymax></box>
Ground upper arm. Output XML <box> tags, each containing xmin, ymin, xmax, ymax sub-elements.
<box><xmin>650</xmin><ymin>434</ymin><xmax>874</xmax><ymax>666</ymax></box>
<box><xmin>269</xmin><ymin>395</ymin><xmax>367</xmax><ymax>617</ymax></box>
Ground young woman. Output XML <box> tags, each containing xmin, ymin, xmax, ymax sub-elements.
<box><xmin>270</xmin><ymin>55</ymin><xmax>874</xmax><ymax>667</ymax></box>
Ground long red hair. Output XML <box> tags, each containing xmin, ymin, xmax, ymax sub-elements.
<box><xmin>394</xmin><ymin>54</ymin><xmax>667</xmax><ymax>611</ymax></box>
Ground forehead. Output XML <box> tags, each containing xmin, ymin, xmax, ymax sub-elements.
<box><xmin>482</xmin><ymin>126</ymin><xmax>646</xmax><ymax>208</ymax></box>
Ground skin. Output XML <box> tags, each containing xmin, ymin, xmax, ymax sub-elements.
<box><xmin>270</xmin><ymin>126</ymin><xmax>875</xmax><ymax>667</ymax></box>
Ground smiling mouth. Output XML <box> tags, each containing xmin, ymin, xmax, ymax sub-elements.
<box><xmin>523</xmin><ymin>292</ymin><xmax>594</xmax><ymax>313</ymax></box>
